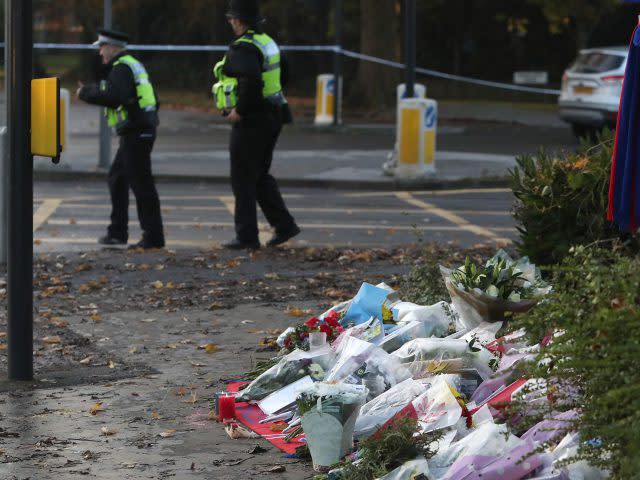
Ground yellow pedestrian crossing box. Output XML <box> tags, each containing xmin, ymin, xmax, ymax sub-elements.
<box><xmin>31</xmin><ymin>77</ymin><xmax>61</xmax><ymax>162</ymax></box>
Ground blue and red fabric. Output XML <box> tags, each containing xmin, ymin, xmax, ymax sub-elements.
<box><xmin>608</xmin><ymin>20</ymin><xmax>640</xmax><ymax>232</ymax></box>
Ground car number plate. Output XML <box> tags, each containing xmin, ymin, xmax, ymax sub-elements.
<box><xmin>573</xmin><ymin>86</ymin><xmax>594</xmax><ymax>95</ymax></box>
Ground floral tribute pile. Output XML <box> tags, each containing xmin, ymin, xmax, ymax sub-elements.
<box><xmin>222</xmin><ymin>251</ymin><xmax>607</xmax><ymax>480</ymax></box>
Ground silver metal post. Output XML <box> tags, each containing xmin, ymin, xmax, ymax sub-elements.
<box><xmin>97</xmin><ymin>0</ymin><xmax>112</xmax><ymax>170</ymax></box>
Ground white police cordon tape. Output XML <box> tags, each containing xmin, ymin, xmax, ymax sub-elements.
<box><xmin>30</xmin><ymin>43</ymin><xmax>338</xmax><ymax>52</ymax></box>
<box><xmin>339</xmin><ymin>49</ymin><xmax>561</xmax><ymax>96</ymax></box>
<box><xmin>26</xmin><ymin>43</ymin><xmax>561</xmax><ymax>96</ymax></box>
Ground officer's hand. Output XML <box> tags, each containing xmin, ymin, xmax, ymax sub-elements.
<box><xmin>227</xmin><ymin>108</ymin><xmax>242</xmax><ymax>124</ymax></box>
<box><xmin>75</xmin><ymin>81</ymin><xmax>85</xmax><ymax>98</ymax></box>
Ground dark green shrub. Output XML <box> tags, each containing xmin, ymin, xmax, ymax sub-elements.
<box><xmin>509</xmin><ymin>246</ymin><xmax>640</xmax><ymax>478</ymax></box>
<box><xmin>510</xmin><ymin>130</ymin><xmax>617</xmax><ymax>265</ymax></box>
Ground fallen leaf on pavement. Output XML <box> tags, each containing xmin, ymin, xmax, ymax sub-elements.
<box><xmin>151</xmin><ymin>281</ymin><xmax>164</xmax><ymax>289</ymax></box>
<box><xmin>323</xmin><ymin>288</ymin><xmax>351</xmax><ymax>299</ymax></box>
<box><xmin>175</xmin><ymin>386</ymin><xmax>187</xmax><ymax>396</ymax></box>
<box><xmin>200</xmin><ymin>343</ymin><xmax>219</xmax><ymax>354</ymax></box>
<box><xmin>74</xmin><ymin>264</ymin><xmax>92</xmax><ymax>273</ymax></box>
<box><xmin>165</xmin><ymin>343</ymin><xmax>178</xmax><ymax>349</ymax></box>
<box><xmin>190</xmin><ymin>361</ymin><xmax>206</xmax><ymax>368</ymax></box>
<box><xmin>79</xmin><ymin>356</ymin><xmax>92</xmax><ymax>365</ymax></box>
<box><xmin>101</xmin><ymin>426</ymin><xmax>116</xmax><ymax>436</ymax></box>
<box><xmin>225</xmin><ymin>424</ymin><xmax>259</xmax><ymax>439</ymax></box>
<box><xmin>42</xmin><ymin>336</ymin><xmax>61</xmax><ymax>345</ymax></box>
<box><xmin>89</xmin><ymin>402</ymin><xmax>104</xmax><ymax>415</ymax></box>
<box><xmin>268</xmin><ymin>465</ymin><xmax>286</xmax><ymax>473</ymax></box>
<box><xmin>151</xmin><ymin>410</ymin><xmax>160</xmax><ymax>420</ymax></box>
<box><xmin>208</xmin><ymin>410</ymin><xmax>219</xmax><ymax>421</ymax></box>
<box><xmin>286</xmin><ymin>306</ymin><xmax>307</xmax><ymax>317</ymax></box>
<box><xmin>247</xmin><ymin>444</ymin><xmax>267</xmax><ymax>454</ymax></box>
<box><xmin>159</xmin><ymin>429</ymin><xmax>177</xmax><ymax>438</ymax></box>
<box><xmin>50</xmin><ymin>318</ymin><xmax>68</xmax><ymax>328</ymax></box>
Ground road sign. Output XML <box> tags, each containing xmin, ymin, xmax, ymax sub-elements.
<box><xmin>513</xmin><ymin>71</ymin><xmax>548</xmax><ymax>85</ymax></box>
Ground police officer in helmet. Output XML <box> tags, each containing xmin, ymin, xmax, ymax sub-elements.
<box><xmin>214</xmin><ymin>0</ymin><xmax>300</xmax><ymax>250</ymax></box>
<box><xmin>77</xmin><ymin>29</ymin><xmax>165</xmax><ymax>249</ymax></box>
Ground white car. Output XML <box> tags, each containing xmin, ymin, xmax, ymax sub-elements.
<box><xmin>558</xmin><ymin>46</ymin><xmax>627</xmax><ymax>137</ymax></box>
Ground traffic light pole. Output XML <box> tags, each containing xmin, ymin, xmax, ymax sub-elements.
<box><xmin>6</xmin><ymin>0</ymin><xmax>34</xmax><ymax>381</ymax></box>
<box><xmin>404</xmin><ymin>0</ymin><xmax>416</xmax><ymax>98</ymax></box>
<box><xmin>333</xmin><ymin>0</ymin><xmax>343</xmax><ymax>126</ymax></box>
<box><xmin>97</xmin><ymin>0</ymin><xmax>112</xmax><ymax>170</ymax></box>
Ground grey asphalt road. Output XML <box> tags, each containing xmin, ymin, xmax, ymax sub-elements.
<box><xmin>33</xmin><ymin>181</ymin><xmax>517</xmax><ymax>252</ymax></box>
<box><xmin>27</xmin><ymin>100</ymin><xmax>579</xmax><ymax>187</ymax></box>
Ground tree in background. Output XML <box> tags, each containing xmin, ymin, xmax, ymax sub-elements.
<box><xmin>24</xmin><ymin>0</ymin><xmax>640</xmax><ymax>109</ymax></box>
<box><xmin>352</xmin><ymin>0</ymin><xmax>401</xmax><ymax>109</ymax></box>
<box><xmin>527</xmin><ymin>0</ymin><xmax>619</xmax><ymax>50</ymax></box>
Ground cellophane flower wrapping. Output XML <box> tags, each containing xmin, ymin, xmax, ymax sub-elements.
<box><xmin>324</xmin><ymin>336</ymin><xmax>411</xmax><ymax>401</ymax></box>
<box><xmin>236</xmin><ymin>346</ymin><xmax>335</xmax><ymax>402</ymax></box>
<box><xmin>353</xmin><ymin>378</ymin><xmax>429</xmax><ymax>439</ymax></box>
<box><xmin>297</xmin><ymin>382</ymin><xmax>369</xmax><ymax>472</ymax></box>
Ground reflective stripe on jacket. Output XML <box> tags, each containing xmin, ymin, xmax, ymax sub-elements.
<box><xmin>106</xmin><ymin>54</ymin><xmax>157</xmax><ymax>128</ymax></box>
<box><xmin>212</xmin><ymin>30</ymin><xmax>283</xmax><ymax>110</ymax></box>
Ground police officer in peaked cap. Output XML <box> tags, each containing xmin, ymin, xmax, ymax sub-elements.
<box><xmin>214</xmin><ymin>0</ymin><xmax>300</xmax><ymax>250</ymax></box>
<box><xmin>76</xmin><ymin>28</ymin><xmax>165</xmax><ymax>249</ymax></box>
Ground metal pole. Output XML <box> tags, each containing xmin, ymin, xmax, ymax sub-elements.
<box><xmin>0</xmin><ymin>127</ymin><xmax>6</xmax><ymax>266</ymax></box>
<box><xmin>332</xmin><ymin>0</ymin><xmax>343</xmax><ymax>126</ymax></box>
<box><xmin>6</xmin><ymin>0</ymin><xmax>34</xmax><ymax>381</ymax></box>
<box><xmin>404</xmin><ymin>0</ymin><xmax>416</xmax><ymax>98</ymax></box>
<box><xmin>97</xmin><ymin>0</ymin><xmax>112</xmax><ymax>170</ymax></box>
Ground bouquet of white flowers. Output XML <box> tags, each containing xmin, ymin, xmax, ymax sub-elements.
<box><xmin>441</xmin><ymin>250</ymin><xmax>550</xmax><ymax>328</ymax></box>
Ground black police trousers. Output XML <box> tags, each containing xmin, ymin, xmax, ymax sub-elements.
<box><xmin>107</xmin><ymin>130</ymin><xmax>164</xmax><ymax>243</ymax></box>
<box><xmin>229</xmin><ymin>110</ymin><xmax>296</xmax><ymax>244</ymax></box>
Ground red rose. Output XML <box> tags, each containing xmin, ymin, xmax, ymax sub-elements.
<box><xmin>305</xmin><ymin>317</ymin><xmax>320</xmax><ymax>328</ymax></box>
<box><xmin>284</xmin><ymin>337</ymin><xmax>293</xmax><ymax>349</ymax></box>
<box><xmin>319</xmin><ymin>323</ymin><xmax>332</xmax><ymax>336</ymax></box>
<box><xmin>324</xmin><ymin>311</ymin><xmax>340</xmax><ymax>328</ymax></box>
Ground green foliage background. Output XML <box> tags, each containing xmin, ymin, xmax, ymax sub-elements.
<box><xmin>508</xmin><ymin>246</ymin><xmax>640</xmax><ymax>478</ymax></box>
<box><xmin>510</xmin><ymin>130</ymin><xmax>618</xmax><ymax>265</ymax></box>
